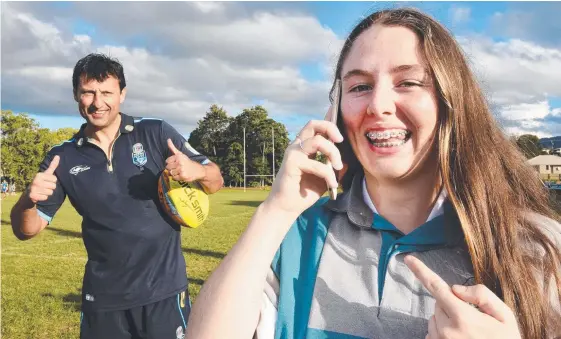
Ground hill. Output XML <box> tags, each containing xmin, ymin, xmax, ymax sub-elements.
<box><xmin>539</xmin><ymin>136</ymin><xmax>561</xmax><ymax>149</ymax></box>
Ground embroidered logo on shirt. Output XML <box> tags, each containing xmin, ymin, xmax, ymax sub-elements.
<box><xmin>85</xmin><ymin>294</ymin><xmax>95</xmax><ymax>302</ymax></box>
<box><xmin>132</xmin><ymin>143</ymin><xmax>148</xmax><ymax>167</ymax></box>
<box><xmin>69</xmin><ymin>165</ymin><xmax>91</xmax><ymax>175</ymax></box>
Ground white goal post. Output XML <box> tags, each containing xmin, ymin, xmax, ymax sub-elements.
<box><xmin>243</xmin><ymin>127</ymin><xmax>276</xmax><ymax>192</ymax></box>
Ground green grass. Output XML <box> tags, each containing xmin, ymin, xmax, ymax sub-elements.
<box><xmin>1</xmin><ymin>189</ymin><xmax>269</xmax><ymax>339</ymax></box>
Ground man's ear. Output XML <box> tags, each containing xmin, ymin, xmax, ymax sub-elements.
<box><xmin>120</xmin><ymin>87</ymin><xmax>127</xmax><ymax>104</ymax></box>
<box><xmin>73</xmin><ymin>90</ymin><xmax>79</xmax><ymax>103</ymax></box>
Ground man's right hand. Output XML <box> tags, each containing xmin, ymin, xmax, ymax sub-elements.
<box><xmin>28</xmin><ymin>155</ymin><xmax>60</xmax><ymax>204</ymax></box>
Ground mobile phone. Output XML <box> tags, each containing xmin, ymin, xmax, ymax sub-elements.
<box><xmin>324</xmin><ymin>79</ymin><xmax>341</xmax><ymax>200</ymax></box>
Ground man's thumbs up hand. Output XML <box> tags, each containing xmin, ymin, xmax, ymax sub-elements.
<box><xmin>28</xmin><ymin>155</ymin><xmax>60</xmax><ymax>204</ymax></box>
<box><xmin>165</xmin><ymin>139</ymin><xmax>205</xmax><ymax>183</ymax></box>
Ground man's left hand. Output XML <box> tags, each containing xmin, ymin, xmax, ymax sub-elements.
<box><xmin>166</xmin><ymin>139</ymin><xmax>206</xmax><ymax>183</ymax></box>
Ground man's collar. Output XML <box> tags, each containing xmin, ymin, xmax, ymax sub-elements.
<box><xmin>119</xmin><ymin>113</ymin><xmax>135</xmax><ymax>134</ymax></box>
<box><xmin>75</xmin><ymin>112</ymin><xmax>135</xmax><ymax>147</ymax></box>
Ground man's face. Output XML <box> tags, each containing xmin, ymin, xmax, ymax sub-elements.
<box><xmin>74</xmin><ymin>75</ymin><xmax>127</xmax><ymax>131</ymax></box>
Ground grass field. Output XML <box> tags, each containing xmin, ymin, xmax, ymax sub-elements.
<box><xmin>1</xmin><ymin>189</ymin><xmax>269</xmax><ymax>339</ymax></box>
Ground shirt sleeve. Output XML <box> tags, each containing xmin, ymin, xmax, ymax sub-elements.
<box><xmin>35</xmin><ymin>151</ymin><xmax>67</xmax><ymax>224</ymax></box>
<box><xmin>254</xmin><ymin>268</ymin><xmax>280</xmax><ymax>339</ymax></box>
<box><xmin>161</xmin><ymin>121</ymin><xmax>210</xmax><ymax>165</ymax></box>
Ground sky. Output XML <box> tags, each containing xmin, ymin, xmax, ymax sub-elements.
<box><xmin>2</xmin><ymin>1</ymin><xmax>561</xmax><ymax>139</ymax></box>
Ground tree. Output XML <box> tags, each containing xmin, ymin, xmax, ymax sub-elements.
<box><xmin>1</xmin><ymin>110</ymin><xmax>45</xmax><ymax>189</ymax></box>
<box><xmin>188</xmin><ymin>105</ymin><xmax>290</xmax><ymax>187</ymax></box>
<box><xmin>188</xmin><ymin>104</ymin><xmax>232</xmax><ymax>165</ymax></box>
<box><xmin>223</xmin><ymin>142</ymin><xmax>243</xmax><ymax>187</ymax></box>
<box><xmin>1</xmin><ymin>110</ymin><xmax>78</xmax><ymax>190</ymax></box>
<box><xmin>516</xmin><ymin>134</ymin><xmax>541</xmax><ymax>159</ymax></box>
<box><xmin>227</xmin><ymin>106</ymin><xmax>289</xmax><ymax>187</ymax></box>
<box><xmin>50</xmin><ymin>127</ymin><xmax>79</xmax><ymax>146</ymax></box>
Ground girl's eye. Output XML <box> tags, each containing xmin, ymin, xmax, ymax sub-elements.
<box><xmin>350</xmin><ymin>84</ymin><xmax>372</xmax><ymax>92</ymax></box>
<box><xmin>398</xmin><ymin>81</ymin><xmax>423</xmax><ymax>88</ymax></box>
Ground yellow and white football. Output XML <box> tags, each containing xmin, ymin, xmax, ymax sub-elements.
<box><xmin>157</xmin><ymin>170</ymin><xmax>209</xmax><ymax>228</ymax></box>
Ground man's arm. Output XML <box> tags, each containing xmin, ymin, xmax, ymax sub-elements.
<box><xmin>11</xmin><ymin>194</ymin><xmax>49</xmax><ymax>240</ymax></box>
<box><xmin>193</xmin><ymin>161</ymin><xmax>224</xmax><ymax>194</ymax></box>
<box><xmin>161</xmin><ymin>121</ymin><xmax>224</xmax><ymax>194</ymax></box>
<box><xmin>11</xmin><ymin>154</ymin><xmax>62</xmax><ymax>240</ymax></box>
<box><xmin>165</xmin><ymin>139</ymin><xmax>224</xmax><ymax>194</ymax></box>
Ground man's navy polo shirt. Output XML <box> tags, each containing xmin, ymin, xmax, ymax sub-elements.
<box><xmin>36</xmin><ymin>113</ymin><xmax>210</xmax><ymax>312</ymax></box>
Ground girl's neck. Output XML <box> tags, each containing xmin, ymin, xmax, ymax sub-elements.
<box><xmin>364</xmin><ymin>166</ymin><xmax>442</xmax><ymax>235</ymax></box>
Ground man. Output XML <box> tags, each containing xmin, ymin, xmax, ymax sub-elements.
<box><xmin>10</xmin><ymin>53</ymin><xmax>224</xmax><ymax>339</ymax></box>
<box><xmin>1</xmin><ymin>180</ymin><xmax>8</xmax><ymax>198</ymax></box>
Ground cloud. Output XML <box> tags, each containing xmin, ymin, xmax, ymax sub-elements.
<box><xmin>499</xmin><ymin>101</ymin><xmax>550</xmax><ymax>121</ymax></box>
<box><xmin>7</xmin><ymin>2</ymin><xmax>339</xmax><ymax>68</ymax></box>
<box><xmin>2</xmin><ymin>2</ymin><xmax>559</xmax><ymax>139</ymax></box>
<box><xmin>1</xmin><ymin>8</ymin><xmax>93</xmax><ymax>70</ymax></box>
<box><xmin>493</xmin><ymin>101</ymin><xmax>560</xmax><ymax>138</ymax></box>
<box><xmin>192</xmin><ymin>1</ymin><xmax>225</xmax><ymax>14</ymax></box>
<box><xmin>1</xmin><ymin>2</ymin><xmax>342</xmax><ymax>135</ymax></box>
<box><xmin>489</xmin><ymin>3</ymin><xmax>561</xmax><ymax>48</ymax></box>
<box><xmin>457</xmin><ymin>35</ymin><xmax>561</xmax><ymax>137</ymax></box>
<box><xmin>450</xmin><ymin>6</ymin><xmax>471</xmax><ymax>24</ymax></box>
<box><xmin>459</xmin><ymin>36</ymin><xmax>561</xmax><ymax>105</ymax></box>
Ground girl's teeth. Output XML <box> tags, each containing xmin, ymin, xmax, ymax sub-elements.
<box><xmin>367</xmin><ymin>130</ymin><xmax>408</xmax><ymax>140</ymax></box>
<box><xmin>371</xmin><ymin>139</ymin><xmax>407</xmax><ymax>147</ymax></box>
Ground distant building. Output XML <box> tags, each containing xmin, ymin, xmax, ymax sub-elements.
<box><xmin>528</xmin><ymin>155</ymin><xmax>561</xmax><ymax>180</ymax></box>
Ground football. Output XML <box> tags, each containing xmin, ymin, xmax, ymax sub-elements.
<box><xmin>157</xmin><ymin>170</ymin><xmax>209</xmax><ymax>228</ymax></box>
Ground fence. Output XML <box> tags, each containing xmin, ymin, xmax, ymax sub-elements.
<box><xmin>540</xmin><ymin>173</ymin><xmax>561</xmax><ymax>182</ymax></box>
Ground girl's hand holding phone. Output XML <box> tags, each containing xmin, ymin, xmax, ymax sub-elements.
<box><xmin>263</xmin><ymin>80</ymin><xmax>344</xmax><ymax>219</ymax></box>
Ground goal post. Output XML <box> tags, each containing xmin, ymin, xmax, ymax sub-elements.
<box><xmin>243</xmin><ymin>127</ymin><xmax>276</xmax><ymax>192</ymax></box>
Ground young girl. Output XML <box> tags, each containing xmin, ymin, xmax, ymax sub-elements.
<box><xmin>187</xmin><ymin>8</ymin><xmax>561</xmax><ymax>339</ymax></box>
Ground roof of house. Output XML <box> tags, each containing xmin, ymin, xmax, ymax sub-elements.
<box><xmin>527</xmin><ymin>155</ymin><xmax>561</xmax><ymax>165</ymax></box>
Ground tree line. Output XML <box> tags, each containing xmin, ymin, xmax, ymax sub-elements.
<box><xmin>1</xmin><ymin>110</ymin><xmax>78</xmax><ymax>190</ymax></box>
<box><xmin>187</xmin><ymin>104</ymin><xmax>290</xmax><ymax>187</ymax></box>
<box><xmin>514</xmin><ymin>134</ymin><xmax>553</xmax><ymax>159</ymax></box>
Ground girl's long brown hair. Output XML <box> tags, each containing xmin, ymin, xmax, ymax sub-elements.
<box><xmin>332</xmin><ymin>8</ymin><xmax>561</xmax><ymax>338</ymax></box>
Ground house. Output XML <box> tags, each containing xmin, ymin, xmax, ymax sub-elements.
<box><xmin>527</xmin><ymin>155</ymin><xmax>561</xmax><ymax>180</ymax></box>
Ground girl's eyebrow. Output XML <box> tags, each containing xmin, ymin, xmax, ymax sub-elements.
<box><xmin>342</xmin><ymin>64</ymin><xmax>427</xmax><ymax>81</ymax></box>
<box><xmin>342</xmin><ymin>69</ymin><xmax>371</xmax><ymax>81</ymax></box>
<box><xmin>390</xmin><ymin>64</ymin><xmax>425</xmax><ymax>74</ymax></box>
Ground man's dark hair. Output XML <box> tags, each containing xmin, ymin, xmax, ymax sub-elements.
<box><xmin>72</xmin><ymin>53</ymin><xmax>126</xmax><ymax>94</ymax></box>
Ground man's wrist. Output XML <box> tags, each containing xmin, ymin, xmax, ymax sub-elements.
<box><xmin>21</xmin><ymin>188</ymin><xmax>37</xmax><ymax>209</ymax></box>
<box><xmin>195</xmin><ymin>161</ymin><xmax>207</xmax><ymax>182</ymax></box>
